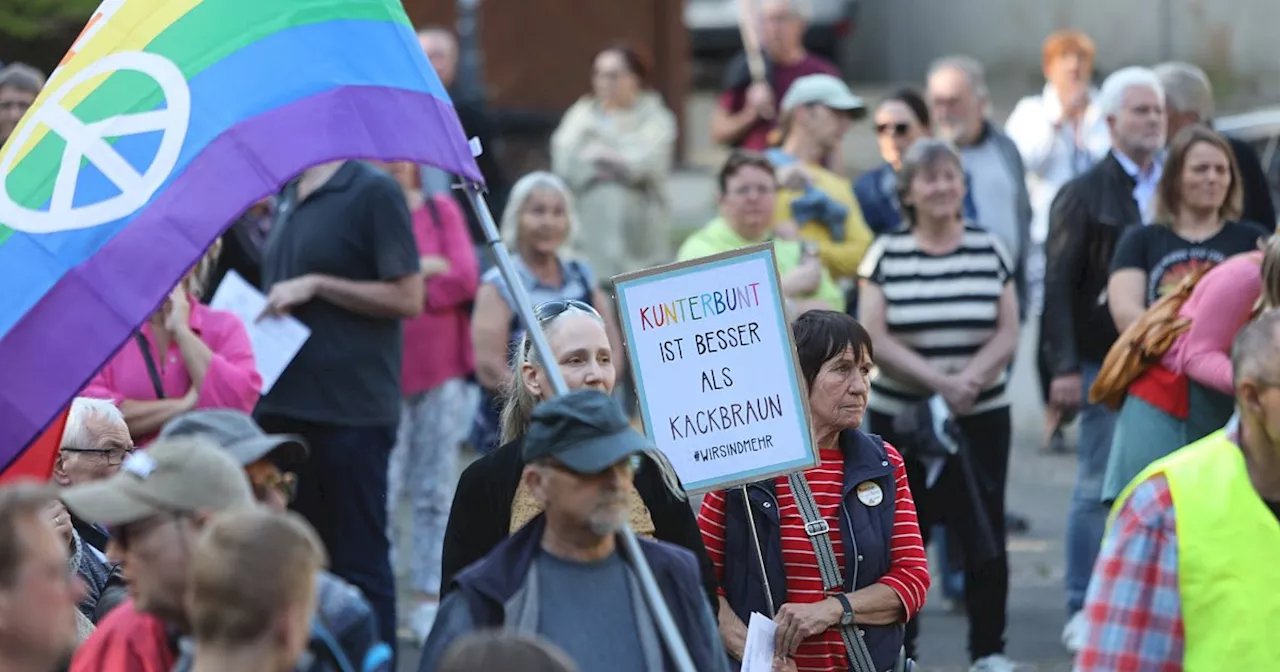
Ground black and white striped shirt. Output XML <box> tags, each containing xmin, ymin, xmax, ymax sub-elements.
<box><xmin>858</xmin><ymin>226</ymin><xmax>1013</xmax><ymax>416</ymax></box>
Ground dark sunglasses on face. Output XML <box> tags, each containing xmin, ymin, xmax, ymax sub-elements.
<box><xmin>252</xmin><ymin>471</ymin><xmax>298</xmax><ymax>503</ymax></box>
<box><xmin>535</xmin><ymin>299</ymin><xmax>599</xmax><ymax>323</ymax></box>
<box><xmin>876</xmin><ymin>122</ymin><xmax>912</xmax><ymax>138</ymax></box>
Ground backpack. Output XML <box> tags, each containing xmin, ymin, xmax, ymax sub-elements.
<box><xmin>1088</xmin><ymin>263</ymin><xmax>1214</xmax><ymax>411</ymax></box>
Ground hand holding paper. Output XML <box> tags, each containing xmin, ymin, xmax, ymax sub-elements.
<box><xmin>210</xmin><ymin>271</ymin><xmax>310</xmax><ymax>394</ymax></box>
<box><xmin>741</xmin><ymin>612</ymin><xmax>777</xmax><ymax>672</ymax></box>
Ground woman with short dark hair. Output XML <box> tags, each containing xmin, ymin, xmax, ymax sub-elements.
<box><xmin>699</xmin><ymin>310</ymin><xmax>929</xmax><ymax>672</ymax></box>
<box><xmin>858</xmin><ymin>138</ymin><xmax>1020</xmax><ymax>670</ymax></box>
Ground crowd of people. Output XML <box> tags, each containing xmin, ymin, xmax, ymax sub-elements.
<box><xmin>2</xmin><ymin>0</ymin><xmax>1280</xmax><ymax>670</ymax></box>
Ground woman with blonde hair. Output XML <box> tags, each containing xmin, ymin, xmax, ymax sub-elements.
<box><xmin>82</xmin><ymin>240</ymin><xmax>262</xmax><ymax>444</ymax></box>
<box><xmin>1106</xmin><ymin>125</ymin><xmax>1269</xmax><ymax>333</ymax></box>
<box><xmin>1102</xmin><ymin>234</ymin><xmax>1280</xmax><ymax>503</ymax></box>
<box><xmin>444</xmin><ymin>299</ymin><xmax>717</xmax><ymax>611</ymax></box>
<box><xmin>469</xmin><ymin>171</ymin><xmax>624</xmax><ymax>454</ymax></box>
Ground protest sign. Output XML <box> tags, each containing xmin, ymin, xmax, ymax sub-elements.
<box><xmin>613</xmin><ymin>243</ymin><xmax>817</xmax><ymax>494</ymax></box>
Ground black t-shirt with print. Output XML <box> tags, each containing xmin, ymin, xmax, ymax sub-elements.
<box><xmin>1109</xmin><ymin>220</ymin><xmax>1271</xmax><ymax>305</ymax></box>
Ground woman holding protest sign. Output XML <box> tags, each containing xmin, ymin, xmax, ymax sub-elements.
<box><xmin>857</xmin><ymin>139</ymin><xmax>1020</xmax><ymax>670</ymax></box>
<box><xmin>469</xmin><ymin>172</ymin><xmax>625</xmax><ymax>454</ymax></box>
<box><xmin>443</xmin><ymin>298</ymin><xmax>718</xmax><ymax>610</ymax></box>
<box><xmin>697</xmin><ymin>310</ymin><xmax>929</xmax><ymax>672</ymax></box>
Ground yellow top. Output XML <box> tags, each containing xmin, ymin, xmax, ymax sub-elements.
<box><xmin>772</xmin><ymin>160</ymin><xmax>873</xmax><ymax>280</ymax></box>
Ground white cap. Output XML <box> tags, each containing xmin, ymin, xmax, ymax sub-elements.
<box><xmin>780</xmin><ymin>74</ymin><xmax>866</xmax><ymax>115</ymax></box>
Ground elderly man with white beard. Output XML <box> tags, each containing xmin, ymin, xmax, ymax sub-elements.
<box><xmin>419</xmin><ymin>390</ymin><xmax>729</xmax><ymax>672</ymax></box>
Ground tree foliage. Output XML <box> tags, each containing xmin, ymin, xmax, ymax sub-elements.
<box><xmin>0</xmin><ymin>0</ymin><xmax>97</xmax><ymax>41</ymax></box>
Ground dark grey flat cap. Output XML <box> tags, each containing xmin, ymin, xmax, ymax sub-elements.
<box><xmin>522</xmin><ymin>390</ymin><xmax>652</xmax><ymax>474</ymax></box>
<box><xmin>160</xmin><ymin>409</ymin><xmax>308</xmax><ymax>471</ymax></box>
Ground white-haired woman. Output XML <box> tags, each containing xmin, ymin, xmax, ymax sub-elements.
<box><xmin>445</xmin><ymin>299</ymin><xmax>717</xmax><ymax>610</ymax></box>
<box><xmin>83</xmin><ymin>241</ymin><xmax>262</xmax><ymax>445</ymax></box>
<box><xmin>469</xmin><ymin>172</ymin><xmax>624</xmax><ymax>454</ymax></box>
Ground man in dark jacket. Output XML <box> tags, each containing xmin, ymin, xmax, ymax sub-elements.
<box><xmin>418</xmin><ymin>27</ymin><xmax>509</xmax><ymax>251</ymax></box>
<box><xmin>1155</xmin><ymin>61</ymin><xmax>1276</xmax><ymax>228</ymax></box>
<box><xmin>421</xmin><ymin>391</ymin><xmax>728</xmax><ymax>672</ymax></box>
<box><xmin>1040</xmin><ymin>66</ymin><xmax>1168</xmax><ymax>653</ymax></box>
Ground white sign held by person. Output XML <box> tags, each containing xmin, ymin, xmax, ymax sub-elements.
<box><xmin>613</xmin><ymin>243</ymin><xmax>817</xmax><ymax>494</ymax></box>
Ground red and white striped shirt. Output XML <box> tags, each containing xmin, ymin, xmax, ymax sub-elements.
<box><xmin>698</xmin><ymin>443</ymin><xmax>929</xmax><ymax>672</ymax></box>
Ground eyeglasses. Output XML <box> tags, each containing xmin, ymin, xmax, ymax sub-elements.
<box><xmin>60</xmin><ymin>446</ymin><xmax>134</xmax><ymax>466</ymax></box>
<box><xmin>876</xmin><ymin>122</ymin><xmax>912</xmax><ymax>138</ymax></box>
<box><xmin>252</xmin><ymin>471</ymin><xmax>298</xmax><ymax>503</ymax></box>
<box><xmin>535</xmin><ymin>299</ymin><xmax>599</xmax><ymax>323</ymax></box>
<box><xmin>728</xmin><ymin>184</ymin><xmax>777</xmax><ymax>198</ymax></box>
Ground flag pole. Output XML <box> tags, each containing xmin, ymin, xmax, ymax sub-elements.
<box><xmin>460</xmin><ymin>180</ymin><xmax>697</xmax><ymax>672</ymax></box>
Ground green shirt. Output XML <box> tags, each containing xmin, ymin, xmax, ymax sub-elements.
<box><xmin>676</xmin><ymin>217</ymin><xmax>844</xmax><ymax>311</ymax></box>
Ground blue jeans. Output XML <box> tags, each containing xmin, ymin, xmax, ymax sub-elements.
<box><xmin>258</xmin><ymin>415</ymin><xmax>399</xmax><ymax>663</ymax></box>
<box><xmin>1064</xmin><ymin>363</ymin><xmax>1116</xmax><ymax>614</ymax></box>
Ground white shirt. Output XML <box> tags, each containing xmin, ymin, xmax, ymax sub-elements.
<box><xmin>1111</xmin><ymin>149</ymin><xmax>1165</xmax><ymax>222</ymax></box>
<box><xmin>1004</xmin><ymin>85</ymin><xmax>1111</xmax><ymax>244</ymax></box>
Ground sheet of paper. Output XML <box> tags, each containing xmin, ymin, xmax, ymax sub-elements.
<box><xmin>740</xmin><ymin>611</ymin><xmax>778</xmax><ymax>672</ymax></box>
<box><xmin>209</xmin><ymin>271</ymin><xmax>310</xmax><ymax>395</ymax></box>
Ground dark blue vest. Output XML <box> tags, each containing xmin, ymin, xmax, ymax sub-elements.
<box><xmin>720</xmin><ymin>429</ymin><xmax>903</xmax><ymax>672</ymax></box>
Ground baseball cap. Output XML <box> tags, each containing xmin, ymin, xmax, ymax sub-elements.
<box><xmin>61</xmin><ymin>437</ymin><xmax>255</xmax><ymax>527</ymax></box>
<box><xmin>522</xmin><ymin>390</ymin><xmax>653</xmax><ymax>475</ymax></box>
<box><xmin>780</xmin><ymin>74</ymin><xmax>866</xmax><ymax>116</ymax></box>
<box><xmin>159</xmin><ymin>409</ymin><xmax>307</xmax><ymax>471</ymax></box>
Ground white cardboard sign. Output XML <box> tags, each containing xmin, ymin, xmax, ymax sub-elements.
<box><xmin>613</xmin><ymin>243</ymin><xmax>817</xmax><ymax>494</ymax></box>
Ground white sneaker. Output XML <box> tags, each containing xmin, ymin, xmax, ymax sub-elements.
<box><xmin>970</xmin><ymin>654</ymin><xmax>1017</xmax><ymax>672</ymax></box>
<box><xmin>1061</xmin><ymin>611</ymin><xmax>1088</xmax><ymax>653</ymax></box>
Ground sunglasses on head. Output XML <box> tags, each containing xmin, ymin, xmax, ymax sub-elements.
<box><xmin>876</xmin><ymin>122</ymin><xmax>911</xmax><ymax>138</ymax></box>
<box><xmin>535</xmin><ymin>299</ymin><xmax>598</xmax><ymax>322</ymax></box>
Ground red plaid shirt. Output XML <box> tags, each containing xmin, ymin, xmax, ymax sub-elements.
<box><xmin>1075</xmin><ymin>473</ymin><xmax>1184</xmax><ymax>671</ymax></box>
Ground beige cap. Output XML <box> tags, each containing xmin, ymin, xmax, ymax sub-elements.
<box><xmin>61</xmin><ymin>437</ymin><xmax>255</xmax><ymax>526</ymax></box>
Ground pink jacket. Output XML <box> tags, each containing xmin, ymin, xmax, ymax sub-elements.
<box><xmin>1163</xmin><ymin>251</ymin><xmax>1263</xmax><ymax>395</ymax></box>
<box><xmin>83</xmin><ymin>298</ymin><xmax>262</xmax><ymax>442</ymax></box>
<box><xmin>402</xmin><ymin>194</ymin><xmax>479</xmax><ymax>396</ymax></box>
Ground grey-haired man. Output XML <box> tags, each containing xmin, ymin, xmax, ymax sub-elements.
<box><xmin>420</xmin><ymin>390</ymin><xmax>728</xmax><ymax>672</ymax></box>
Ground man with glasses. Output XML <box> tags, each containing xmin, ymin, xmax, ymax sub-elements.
<box><xmin>420</xmin><ymin>390</ymin><xmax>728</xmax><ymax>672</ymax></box>
<box><xmin>51</xmin><ymin>397</ymin><xmax>134</xmax><ymax>623</ymax></box>
<box><xmin>0</xmin><ymin>62</ymin><xmax>43</xmax><ymax>148</ymax></box>
<box><xmin>63</xmin><ymin>438</ymin><xmax>254</xmax><ymax>672</ymax></box>
<box><xmin>158</xmin><ymin>410</ymin><xmax>392</xmax><ymax>672</ymax></box>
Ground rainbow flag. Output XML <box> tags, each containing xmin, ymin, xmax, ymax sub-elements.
<box><xmin>0</xmin><ymin>0</ymin><xmax>482</xmax><ymax>465</ymax></box>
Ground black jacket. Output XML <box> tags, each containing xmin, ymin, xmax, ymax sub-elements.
<box><xmin>440</xmin><ymin>437</ymin><xmax>720</xmax><ymax>612</ymax></box>
<box><xmin>1226</xmin><ymin>135</ymin><xmax>1277</xmax><ymax>229</ymax></box>
<box><xmin>1041</xmin><ymin>152</ymin><xmax>1143</xmax><ymax>374</ymax></box>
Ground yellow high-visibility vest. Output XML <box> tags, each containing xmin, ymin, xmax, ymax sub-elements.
<box><xmin>1112</xmin><ymin>430</ymin><xmax>1280</xmax><ymax>670</ymax></box>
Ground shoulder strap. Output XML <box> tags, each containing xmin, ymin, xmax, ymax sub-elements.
<box><xmin>785</xmin><ymin>470</ymin><xmax>879</xmax><ymax>672</ymax></box>
<box><xmin>423</xmin><ymin>193</ymin><xmax>442</xmax><ymax>228</ymax></box>
<box><xmin>133</xmin><ymin>332</ymin><xmax>167</xmax><ymax>399</ymax></box>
